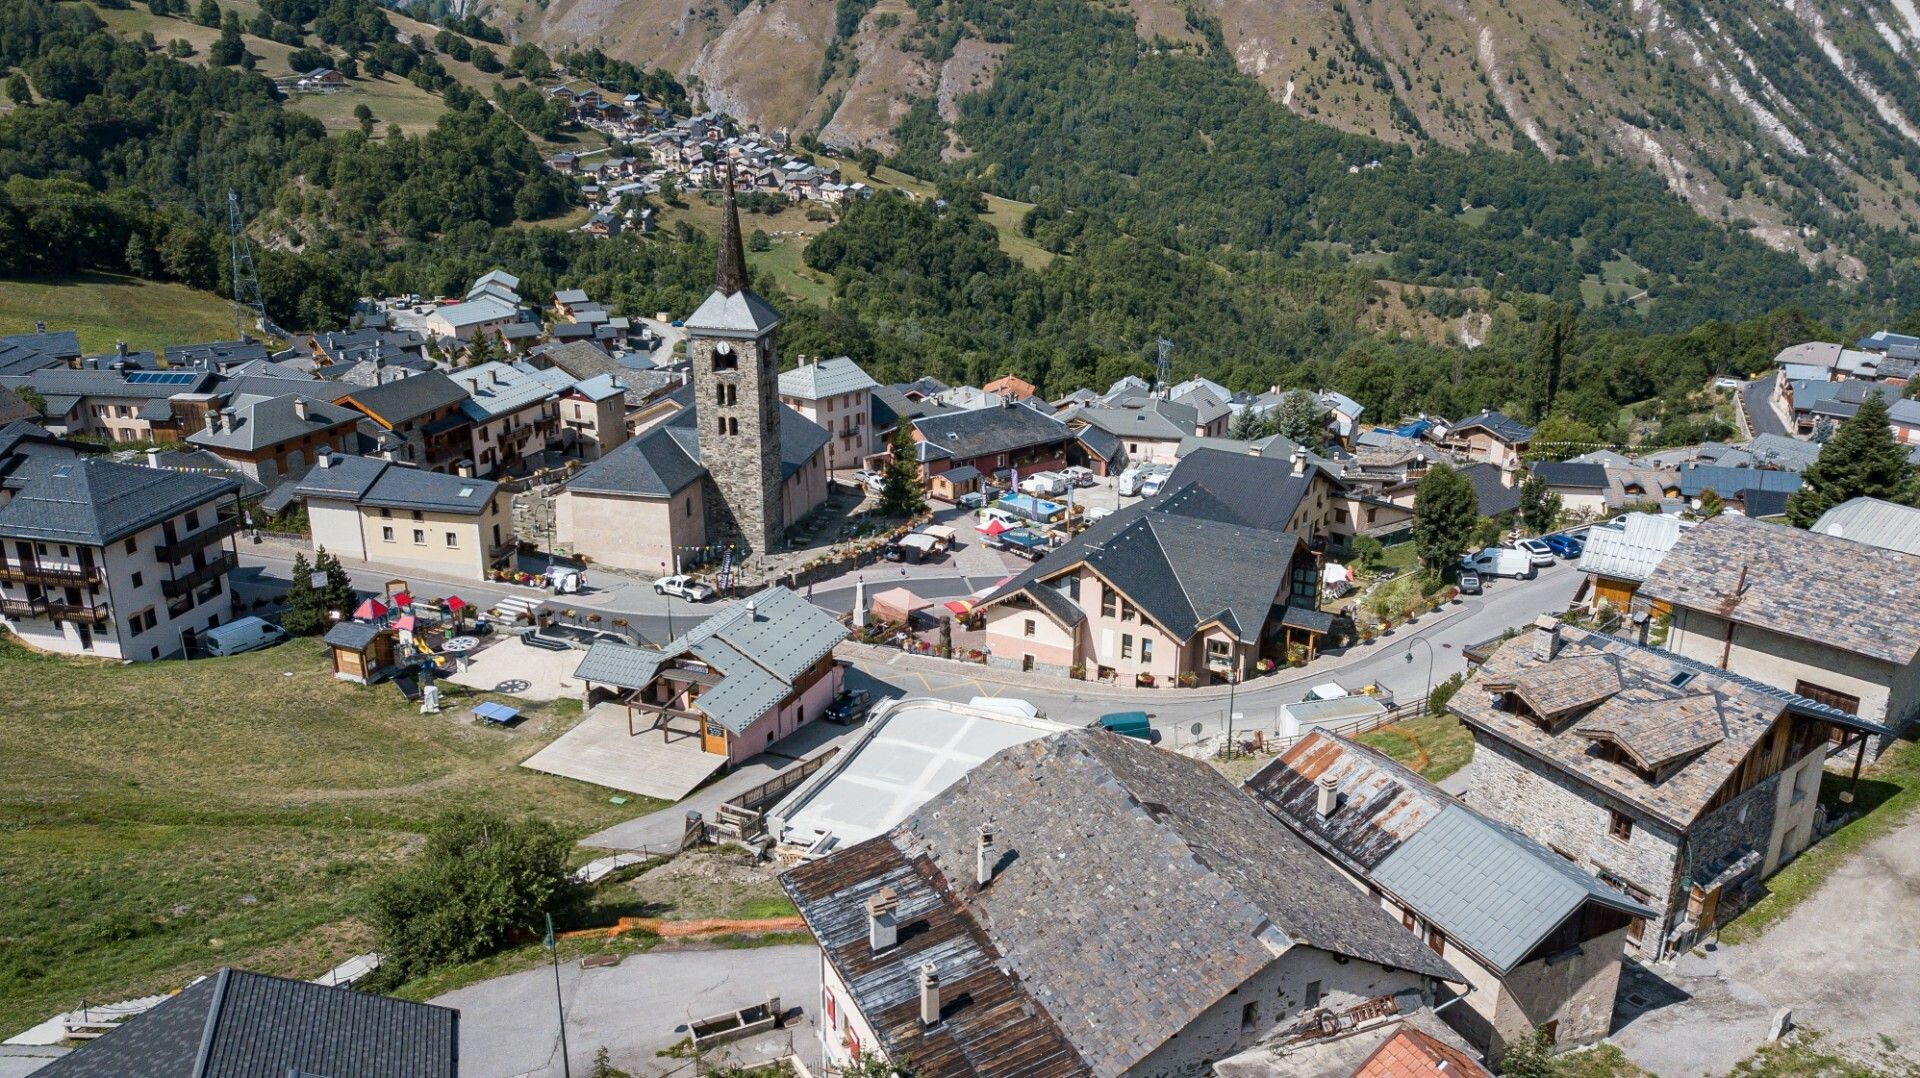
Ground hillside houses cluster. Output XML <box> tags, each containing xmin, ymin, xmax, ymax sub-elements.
<box><xmin>1763</xmin><ymin>332</ymin><xmax>1920</xmax><ymax>446</ymax></box>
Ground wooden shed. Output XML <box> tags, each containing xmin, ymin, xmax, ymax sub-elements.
<box><xmin>324</xmin><ymin>620</ymin><xmax>395</xmax><ymax>684</ymax></box>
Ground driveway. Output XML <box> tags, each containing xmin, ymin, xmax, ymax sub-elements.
<box><xmin>434</xmin><ymin>944</ymin><xmax>822</xmax><ymax>1078</ymax></box>
<box><xmin>1610</xmin><ymin>802</ymin><xmax>1920</xmax><ymax>1074</ymax></box>
<box><xmin>1740</xmin><ymin>377</ymin><xmax>1788</xmax><ymax>437</ymax></box>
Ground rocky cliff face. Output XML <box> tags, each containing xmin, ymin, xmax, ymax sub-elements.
<box><xmin>486</xmin><ymin>0</ymin><xmax>1920</xmax><ymax>263</ymax></box>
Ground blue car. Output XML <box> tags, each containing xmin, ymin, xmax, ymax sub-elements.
<box><xmin>1542</xmin><ymin>533</ymin><xmax>1584</xmax><ymax>559</ymax></box>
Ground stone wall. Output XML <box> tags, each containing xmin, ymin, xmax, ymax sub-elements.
<box><xmin>690</xmin><ymin>329</ymin><xmax>783</xmax><ymax>555</ymax></box>
<box><xmin>1466</xmin><ymin>736</ymin><xmax>1684</xmax><ymax>954</ymax></box>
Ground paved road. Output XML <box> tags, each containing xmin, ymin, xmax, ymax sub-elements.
<box><xmin>1740</xmin><ymin>377</ymin><xmax>1787</xmax><ymax>437</ymax></box>
<box><xmin>434</xmin><ymin>945</ymin><xmax>821</xmax><ymax>1078</ymax></box>
<box><xmin>1610</xmin><ymin>802</ymin><xmax>1920</xmax><ymax>1074</ymax></box>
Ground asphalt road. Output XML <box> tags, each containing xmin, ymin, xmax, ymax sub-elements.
<box><xmin>1741</xmin><ymin>377</ymin><xmax>1787</xmax><ymax>437</ymax></box>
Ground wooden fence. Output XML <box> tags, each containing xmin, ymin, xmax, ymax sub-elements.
<box><xmin>1215</xmin><ymin>695</ymin><xmax>1432</xmax><ymax>760</ymax></box>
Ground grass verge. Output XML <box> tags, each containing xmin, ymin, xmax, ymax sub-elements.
<box><xmin>0</xmin><ymin>273</ymin><xmax>245</xmax><ymax>355</ymax></box>
<box><xmin>0</xmin><ymin>636</ymin><xmax>663</xmax><ymax>1034</ymax></box>
<box><xmin>1355</xmin><ymin>712</ymin><xmax>1476</xmax><ymax>781</ymax></box>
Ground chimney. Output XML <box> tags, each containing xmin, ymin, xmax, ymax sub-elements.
<box><xmin>144</xmin><ymin>447</ymin><xmax>162</xmax><ymax>469</ymax></box>
<box><xmin>316</xmin><ymin>451</ymin><xmax>334</xmax><ymax>469</ymax></box>
<box><xmin>918</xmin><ymin>964</ymin><xmax>942</xmax><ymax>1027</ymax></box>
<box><xmin>975</xmin><ymin>824</ymin><xmax>995</xmax><ymax>887</ymax></box>
<box><xmin>866</xmin><ymin>888</ymin><xmax>899</xmax><ymax>952</ymax></box>
<box><xmin>1533</xmin><ymin>614</ymin><xmax>1562</xmax><ymax>662</ymax></box>
<box><xmin>1316</xmin><ymin>775</ymin><xmax>1339</xmax><ymax>818</ymax></box>
<box><xmin>610</xmin><ymin>376</ymin><xmax>624</xmax><ymax>391</ymax></box>
<box><xmin>1291</xmin><ymin>449</ymin><xmax>1306</xmax><ymax>477</ymax></box>
<box><xmin>116</xmin><ymin>341</ymin><xmax>128</xmax><ymax>360</ymax></box>
<box><xmin>204</xmin><ymin>411</ymin><xmax>219</xmax><ymax>434</ymax></box>
<box><xmin>456</xmin><ymin>459</ymin><xmax>475</xmax><ymax>479</ymax></box>
<box><xmin>34</xmin><ymin>321</ymin><xmax>45</xmax><ymax>333</ymax></box>
<box><xmin>293</xmin><ymin>398</ymin><xmax>310</xmax><ymax>421</ymax></box>
<box><xmin>1500</xmin><ymin>467</ymin><xmax>1517</xmax><ymax>489</ymax></box>
<box><xmin>373</xmin><ymin>345</ymin><xmax>386</xmax><ymax>370</ymax></box>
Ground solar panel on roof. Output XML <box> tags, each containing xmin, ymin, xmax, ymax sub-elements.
<box><xmin>124</xmin><ymin>370</ymin><xmax>198</xmax><ymax>385</ymax></box>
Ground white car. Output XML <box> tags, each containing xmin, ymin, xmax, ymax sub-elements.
<box><xmin>1140</xmin><ymin>474</ymin><xmax>1167</xmax><ymax>498</ymax></box>
<box><xmin>853</xmin><ymin>470</ymin><xmax>886</xmax><ymax>493</ymax></box>
<box><xmin>1060</xmin><ymin>466</ymin><xmax>1096</xmax><ymax>487</ymax></box>
<box><xmin>1516</xmin><ymin>538</ymin><xmax>1556</xmax><ymax>567</ymax></box>
<box><xmin>654</xmin><ymin>575</ymin><xmax>715</xmax><ymax>602</ymax></box>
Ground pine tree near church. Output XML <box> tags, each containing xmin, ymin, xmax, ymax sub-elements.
<box><xmin>1785</xmin><ymin>393</ymin><xmax>1919</xmax><ymax>527</ymax></box>
<box><xmin>879</xmin><ymin>422</ymin><xmax>926</xmax><ymax>517</ymax></box>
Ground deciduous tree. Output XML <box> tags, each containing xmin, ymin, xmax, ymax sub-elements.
<box><xmin>1413</xmin><ymin>463</ymin><xmax>1477</xmax><ymax>576</ymax></box>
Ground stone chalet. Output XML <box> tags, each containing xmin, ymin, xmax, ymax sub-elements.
<box><xmin>778</xmin><ymin>355</ymin><xmax>877</xmax><ymax>473</ymax></box>
<box><xmin>783</xmin><ymin>729</ymin><xmax>1462</xmax><ymax>1078</ymax></box>
<box><xmin>1247</xmin><ymin>732</ymin><xmax>1654</xmax><ymax>1061</ymax></box>
<box><xmin>573</xmin><ymin>586</ymin><xmax>847</xmax><ymax>765</ymax></box>
<box><xmin>903</xmin><ymin>403</ymin><xmax>1075</xmax><ymax>487</ymax></box>
<box><xmin>1439</xmin><ymin>410</ymin><xmax>1533</xmax><ymax>470</ymax></box>
<box><xmin>184</xmin><ymin>391</ymin><xmax>364</xmax><ymax>484</ymax></box>
<box><xmin>1638</xmin><ymin>513</ymin><xmax>1920</xmax><ymax>732</ymax></box>
<box><xmin>1454</xmin><ymin>619</ymin><xmax>1890</xmax><ymax>962</ymax></box>
<box><xmin>975</xmin><ymin>482</ymin><xmax>1332</xmax><ymax>685</ymax></box>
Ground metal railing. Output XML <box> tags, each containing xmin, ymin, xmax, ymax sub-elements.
<box><xmin>723</xmin><ymin>747</ymin><xmax>842</xmax><ymax>815</ymax></box>
<box><xmin>1215</xmin><ymin>695</ymin><xmax>1432</xmax><ymax>760</ymax></box>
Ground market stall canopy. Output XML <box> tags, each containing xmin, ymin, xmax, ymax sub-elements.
<box><xmin>444</xmin><ymin>595</ymin><xmax>468</xmax><ymax>612</ymax></box>
<box><xmin>977</xmin><ymin>518</ymin><xmax>1013</xmax><ymax>536</ymax></box>
<box><xmin>871</xmin><ymin>586</ymin><xmax>933</xmax><ymax>623</ymax></box>
<box><xmin>390</xmin><ymin>591</ymin><xmax>413</xmax><ymax>607</ymax></box>
<box><xmin>352</xmin><ymin>598</ymin><xmax>388</xmax><ymax>621</ymax></box>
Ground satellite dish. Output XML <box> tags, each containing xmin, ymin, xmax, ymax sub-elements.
<box><xmin>1190</xmin><ymin>722</ymin><xmax>1203</xmax><ymax>737</ymax></box>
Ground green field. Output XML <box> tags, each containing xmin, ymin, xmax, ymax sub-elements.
<box><xmin>749</xmin><ymin>235</ymin><xmax>835</xmax><ymax>307</ymax></box>
<box><xmin>0</xmin><ymin>637</ymin><xmax>661</xmax><ymax>1035</ymax></box>
<box><xmin>286</xmin><ymin>76</ymin><xmax>449</xmax><ymax>137</ymax></box>
<box><xmin>1355</xmin><ymin>712</ymin><xmax>1477</xmax><ymax>781</ymax></box>
<box><xmin>0</xmin><ymin>274</ymin><xmax>246</xmax><ymax>355</ymax></box>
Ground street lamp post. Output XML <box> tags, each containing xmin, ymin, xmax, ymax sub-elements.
<box><xmin>1405</xmin><ymin>636</ymin><xmax>1435</xmax><ymax>713</ymax></box>
<box><xmin>1224</xmin><ymin>664</ymin><xmax>1240</xmax><ymax>759</ymax></box>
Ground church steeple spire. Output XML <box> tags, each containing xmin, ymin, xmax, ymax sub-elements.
<box><xmin>715</xmin><ymin>166</ymin><xmax>749</xmax><ymax>297</ymax></box>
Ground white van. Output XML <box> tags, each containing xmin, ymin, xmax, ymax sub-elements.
<box><xmin>1117</xmin><ymin>467</ymin><xmax>1147</xmax><ymax>496</ymax></box>
<box><xmin>1460</xmin><ymin>546</ymin><xmax>1536</xmax><ymax>579</ymax></box>
<box><xmin>1019</xmin><ymin>472</ymin><xmax>1068</xmax><ymax>497</ymax></box>
<box><xmin>203</xmin><ymin>616</ymin><xmax>288</xmax><ymax>656</ymax></box>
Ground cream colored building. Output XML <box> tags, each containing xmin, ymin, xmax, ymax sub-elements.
<box><xmin>267</xmin><ymin>453</ymin><xmax>509</xmax><ymax>581</ymax></box>
<box><xmin>778</xmin><ymin>356</ymin><xmax>876</xmax><ymax>473</ymax></box>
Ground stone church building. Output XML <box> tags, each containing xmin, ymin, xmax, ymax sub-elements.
<box><xmin>553</xmin><ymin>176</ymin><xmax>831</xmax><ymax>572</ymax></box>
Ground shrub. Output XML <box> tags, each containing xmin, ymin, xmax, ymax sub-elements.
<box><xmin>368</xmin><ymin>809</ymin><xmax>583</xmax><ymax>982</ymax></box>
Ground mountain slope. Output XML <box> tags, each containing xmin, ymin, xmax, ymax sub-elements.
<box><xmin>480</xmin><ymin>0</ymin><xmax>1920</xmax><ymax>270</ymax></box>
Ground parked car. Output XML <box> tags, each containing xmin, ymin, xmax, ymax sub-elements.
<box><xmin>202</xmin><ymin>616</ymin><xmax>287</xmax><ymax>657</ymax></box>
<box><xmin>824</xmin><ymin>687</ymin><xmax>874</xmax><ymax>724</ymax></box>
<box><xmin>1117</xmin><ymin>467</ymin><xmax>1147</xmax><ymax>496</ymax></box>
<box><xmin>1096</xmin><ymin>711</ymin><xmax>1161</xmax><ymax>743</ymax></box>
<box><xmin>1460</xmin><ymin>547</ymin><xmax>1536</xmax><ymax>579</ymax></box>
<box><xmin>654</xmin><ymin>575</ymin><xmax>715</xmax><ymax>602</ymax></box>
<box><xmin>853</xmin><ymin>470</ymin><xmax>886</xmax><ymax>493</ymax></box>
<box><xmin>1516</xmin><ymin>538</ymin><xmax>1556</xmax><ymax>567</ymax></box>
<box><xmin>1060</xmin><ymin>466</ymin><xmax>1097</xmax><ymax>487</ymax></box>
<box><xmin>1019</xmin><ymin>472</ymin><xmax>1069</xmax><ymax>497</ymax></box>
<box><xmin>957</xmin><ymin>491</ymin><xmax>988</xmax><ymax>510</ymax></box>
<box><xmin>1140</xmin><ymin>474</ymin><xmax>1167</xmax><ymax>498</ymax></box>
<box><xmin>1457</xmin><ymin>569</ymin><xmax>1483</xmax><ymax>595</ymax></box>
<box><xmin>1542</xmin><ymin>533</ymin><xmax>1584</xmax><ymax>559</ymax></box>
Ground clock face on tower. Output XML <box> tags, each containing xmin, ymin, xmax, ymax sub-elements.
<box><xmin>715</xmin><ymin>342</ymin><xmax>732</xmax><ymax>356</ymax></box>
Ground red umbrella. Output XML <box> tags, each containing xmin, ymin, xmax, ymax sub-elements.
<box><xmin>390</xmin><ymin>591</ymin><xmax>414</xmax><ymax>607</ymax></box>
<box><xmin>352</xmin><ymin>598</ymin><xmax>388</xmax><ymax>621</ymax></box>
<box><xmin>444</xmin><ymin>595</ymin><xmax>468</xmax><ymax>612</ymax></box>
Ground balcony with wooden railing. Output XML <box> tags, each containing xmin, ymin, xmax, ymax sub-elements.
<box><xmin>0</xmin><ymin>596</ymin><xmax>111</xmax><ymax>624</ymax></box>
<box><xmin>0</xmin><ymin>559</ymin><xmax>100</xmax><ymax>587</ymax></box>
<box><xmin>160</xmin><ymin>551</ymin><xmax>238</xmax><ymax>599</ymax></box>
<box><xmin>154</xmin><ymin>515</ymin><xmax>240</xmax><ymax>564</ymax></box>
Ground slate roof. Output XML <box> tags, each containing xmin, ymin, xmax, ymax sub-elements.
<box><xmin>1452</xmin><ymin>623</ymin><xmax>1888</xmax><ymax>829</ymax></box>
<box><xmin>1458</xmin><ymin>462</ymin><xmax>1521</xmax><ymax>517</ymax></box>
<box><xmin>0</xmin><ymin>458</ymin><xmax>236</xmax><ymax>545</ymax></box>
<box><xmin>567</xmin><ymin>424</ymin><xmax>708</xmax><ymax>497</ymax></box>
<box><xmin>1171</xmin><ymin>385</ymin><xmax>1232</xmax><ymax>427</ymax></box>
<box><xmin>1579</xmin><ymin>513</ymin><xmax>1687</xmax><ymax>583</ymax></box>
<box><xmin>1812</xmin><ymin>497</ymin><xmax>1920</xmax><ymax>556</ymax></box>
<box><xmin>33</xmin><ymin>967</ymin><xmax>457</xmax><ymax>1078</ymax></box>
<box><xmin>323</xmin><ymin>619</ymin><xmax>384</xmax><ymax>650</ymax></box>
<box><xmin>1449</xmin><ymin>410</ymin><xmax>1533</xmax><ymax>443</ymax></box>
<box><xmin>166</xmin><ymin>339</ymin><xmax>271</xmax><ymax>369</ymax></box>
<box><xmin>778</xmin><ymin>356</ymin><xmax>877</xmax><ymax>400</ymax></box>
<box><xmin>0</xmin><ymin>385</ymin><xmax>36</xmax><ymax>425</ymax></box>
<box><xmin>1675</xmin><ymin>463</ymin><xmax>1802</xmax><ymax>499</ymax></box>
<box><xmin>872</xmin><ymin>384</ymin><xmax>953</xmax><ymax>430</ymax></box>
<box><xmin>1073</xmin><ymin>423</ymin><xmax>1123</xmax><ymax>464</ymax></box>
<box><xmin>22</xmin><ymin>367</ymin><xmax>220</xmax><ymax>402</ymax></box>
<box><xmin>635</xmin><ymin>587</ymin><xmax>848</xmax><ymax>733</ymax></box>
<box><xmin>912</xmin><ymin>404</ymin><xmax>1073</xmax><ymax>461</ymax></box>
<box><xmin>785</xmin><ymin>730</ymin><xmax>1458</xmax><ymax>1078</ymax></box>
<box><xmin>553</xmin><ymin>288</ymin><xmax>591</xmax><ymax>305</ymax></box>
<box><xmin>454</xmin><ymin>361</ymin><xmax>576</xmax><ymax>421</ymax></box>
<box><xmin>186</xmin><ymin>394</ymin><xmax>361</xmax><ymax>453</ymax></box>
<box><xmin>1070</xmin><ymin>400</ymin><xmax>1197</xmax><ymax>442</ymax></box>
<box><xmin>573</xmin><ymin>640</ymin><xmax>668</xmax><ymax>689</ymax></box>
<box><xmin>1639</xmin><ymin>514</ymin><xmax>1920</xmax><ymax>664</ymax></box>
<box><xmin>334</xmin><ymin>372</ymin><xmax>468</xmax><ymax>427</ymax></box>
<box><xmin>429</xmin><ymin>296</ymin><xmax>518</xmax><ymax>329</ymax></box>
<box><xmin>684</xmin><ymin>286</ymin><xmax>782</xmax><ymax>337</ymax></box>
<box><xmin>1163</xmin><ymin>448</ymin><xmax>1318</xmax><ymax>532</ymax></box>
<box><xmin>1530</xmin><ymin>461</ymin><xmax>1608</xmax><ymax>490</ymax></box>
<box><xmin>1735</xmin><ymin>434</ymin><xmax>1822</xmax><ymax>471</ymax></box>
<box><xmin>983</xmin><ymin>483</ymin><xmax>1306</xmax><ymax>643</ymax></box>
<box><xmin>0</xmin><ymin>329</ymin><xmax>81</xmax><ymax>377</ymax></box>
<box><xmin>1247</xmin><ymin>731</ymin><xmax>1649</xmax><ymax>974</ymax></box>
<box><xmin>278</xmin><ymin>455</ymin><xmax>498</xmax><ymax>516</ymax></box>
